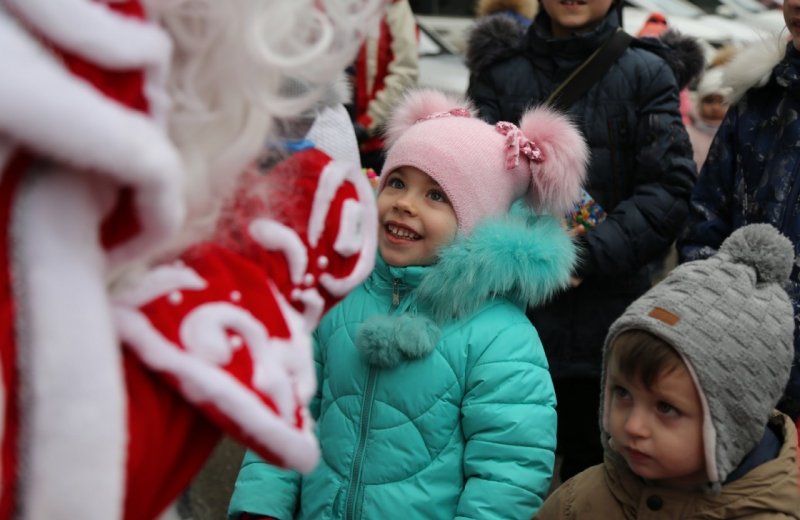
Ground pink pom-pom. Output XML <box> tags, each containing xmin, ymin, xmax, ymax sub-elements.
<box><xmin>519</xmin><ymin>107</ymin><xmax>588</xmax><ymax>215</ymax></box>
<box><xmin>384</xmin><ymin>89</ymin><xmax>475</xmax><ymax>148</ymax></box>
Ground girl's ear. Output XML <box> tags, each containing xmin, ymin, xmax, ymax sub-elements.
<box><xmin>518</xmin><ymin>106</ymin><xmax>588</xmax><ymax>215</ymax></box>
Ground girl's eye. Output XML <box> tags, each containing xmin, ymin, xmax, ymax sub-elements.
<box><xmin>656</xmin><ymin>401</ymin><xmax>679</xmax><ymax>417</ymax></box>
<box><xmin>428</xmin><ymin>189</ymin><xmax>448</xmax><ymax>203</ymax></box>
<box><xmin>387</xmin><ymin>177</ymin><xmax>404</xmax><ymax>189</ymax></box>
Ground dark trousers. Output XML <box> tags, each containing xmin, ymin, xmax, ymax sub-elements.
<box><xmin>553</xmin><ymin>377</ymin><xmax>605</xmax><ymax>482</ymax></box>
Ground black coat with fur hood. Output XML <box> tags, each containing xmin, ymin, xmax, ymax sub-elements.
<box><xmin>467</xmin><ymin>8</ymin><xmax>702</xmax><ymax>377</ymax></box>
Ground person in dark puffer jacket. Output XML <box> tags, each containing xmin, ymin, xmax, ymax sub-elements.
<box><xmin>678</xmin><ymin>19</ymin><xmax>800</xmax><ymax>425</ymax></box>
<box><xmin>466</xmin><ymin>0</ymin><xmax>702</xmax><ymax>482</ymax></box>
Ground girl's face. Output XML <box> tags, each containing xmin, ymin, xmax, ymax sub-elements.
<box><xmin>606</xmin><ymin>349</ymin><xmax>707</xmax><ymax>489</ymax></box>
<box><xmin>376</xmin><ymin>166</ymin><xmax>458</xmax><ymax>267</ymax></box>
<box><xmin>541</xmin><ymin>0</ymin><xmax>616</xmax><ymax>39</ymax></box>
<box><xmin>785</xmin><ymin>0</ymin><xmax>800</xmax><ymax>50</ymax></box>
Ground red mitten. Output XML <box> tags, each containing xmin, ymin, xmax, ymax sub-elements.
<box><xmin>114</xmin><ymin>148</ymin><xmax>376</xmax><ymax>473</ymax></box>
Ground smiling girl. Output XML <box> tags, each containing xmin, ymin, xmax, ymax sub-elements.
<box><xmin>229</xmin><ymin>88</ymin><xmax>589</xmax><ymax>519</ymax></box>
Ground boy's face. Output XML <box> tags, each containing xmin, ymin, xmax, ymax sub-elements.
<box><xmin>607</xmin><ymin>348</ymin><xmax>707</xmax><ymax>489</ymax></box>
<box><xmin>541</xmin><ymin>0</ymin><xmax>616</xmax><ymax>39</ymax></box>
<box><xmin>376</xmin><ymin>166</ymin><xmax>457</xmax><ymax>267</ymax></box>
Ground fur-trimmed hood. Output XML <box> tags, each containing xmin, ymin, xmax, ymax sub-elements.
<box><xmin>723</xmin><ymin>36</ymin><xmax>788</xmax><ymax>105</ymax></box>
<box><xmin>356</xmin><ymin>211</ymin><xmax>576</xmax><ymax>367</ymax></box>
<box><xmin>466</xmin><ymin>15</ymin><xmax>705</xmax><ymax>90</ymax></box>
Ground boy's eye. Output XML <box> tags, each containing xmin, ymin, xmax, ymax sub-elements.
<box><xmin>656</xmin><ymin>401</ymin><xmax>679</xmax><ymax>417</ymax></box>
<box><xmin>428</xmin><ymin>189</ymin><xmax>448</xmax><ymax>203</ymax></box>
<box><xmin>387</xmin><ymin>177</ymin><xmax>404</xmax><ymax>189</ymax></box>
<box><xmin>611</xmin><ymin>385</ymin><xmax>630</xmax><ymax>401</ymax></box>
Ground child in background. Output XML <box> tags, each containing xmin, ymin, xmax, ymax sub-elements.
<box><xmin>679</xmin><ymin>0</ymin><xmax>800</xmax><ymax>424</ymax></box>
<box><xmin>686</xmin><ymin>46</ymin><xmax>738</xmax><ymax>170</ymax></box>
<box><xmin>228</xmin><ymin>88</ymin><xmax>589</xmax><ymax>519</ymax></box>
<box><xmin>467</xmin><ymin>0</ymin><xmax>702</xmax><ymax>483</ymax></box>
<box><xmin>536</xmin><ymin>224</ymin><xmax>800</xmax><ymax>518</ymax></box>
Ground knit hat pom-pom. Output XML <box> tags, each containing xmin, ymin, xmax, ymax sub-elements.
<box><xmin>519</xmin><ymin>106</ymin><xmax>588</xmax><ymax>215</ymax></box>
<box><xmin>720</xmin><ymin>224</ymin><xmax>794</xmax><ymax>284</ymax></box>
<box><xmin>384</xmin><ymin>89</ymin><xmax>475</xmax><ymax>149</ymax></box>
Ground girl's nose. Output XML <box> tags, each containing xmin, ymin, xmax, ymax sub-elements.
<box><xmin>394</xmin><ymin>193</ymin><xmax>417</xmax><ymax>215</ymax></box>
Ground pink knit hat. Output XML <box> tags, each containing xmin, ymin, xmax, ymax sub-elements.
<box><xmin>381</xmin><ymin>89</ymin><xmax>588</xmax><ymax>233</ymax></box>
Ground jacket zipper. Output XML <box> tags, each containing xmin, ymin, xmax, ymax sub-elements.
<box><xmin>343</xmin><ymin>278</ymin><xmax>402</xmax><ymax>519</ymax></box>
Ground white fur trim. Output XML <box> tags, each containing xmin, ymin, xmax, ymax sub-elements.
<box><xmin>180</xmin><ymin>302</ymin><xmax>296</xmax><ymax>421</ymax></box>
<box><xmin>318</xmin><ymin>161</ymin><xmax>377</xmax><ymax>297</ymax></box>
<box><xmin>0</xmin><ymin>7</ymin><xmax>184</xmax><ymax>270</ymax></box>
<box><xmin>308</xmin><ymin>159</ymin><xmax>348</xmax><ymax>248</ymax></box>
<box><xmin>333</xmin><ymin>199</ymin><xmax>366</xmax><ymax>257</ymax></box>
<box><xmin>4</xmin><ymin>0</ymin><xmax>174</xmax><ymax>125</ymax></box>
<box><xmin>5</xmin><ymin>0</ymin><xmax>171</xmax><ymax>70</ymax></box>
<box><xmin>725</xmin><ymin>35</ymin><xmax>787</xmax><ymax>105</ymax></box>
<box><xmin>112</xmin><ymin>263</ymin><xmax>207</xmax><ymax>308</ymax></box>
<box><xmin>15</xmin><ymin>168</ymin><xmax>126</xmax><ymax>519</ymax></box>
<box><xmin>249</xmin><ymin>219</ymin><xmax>308</xmax><ymax>285</ymax></box>
<box><xmin>290</xmin><ymin>288</ymin><xmax>325</xmax><ymax>332</ymax></box>
<box><xmin>114</xmin><ymin>280</ymin><xmax>319</xmax><ymax>472</ymax></box>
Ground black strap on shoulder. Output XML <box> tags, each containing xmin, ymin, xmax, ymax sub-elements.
<box><xmin>546</xmin><ymin>30</ymin><xmax>634</xmax><ymax>112</ymax></box>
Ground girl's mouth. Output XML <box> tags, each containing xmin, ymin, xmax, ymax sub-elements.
<box><xmin>385</xmin><ymin>223</ymin><xmax>421</xmax><ymax>241</ymax></box>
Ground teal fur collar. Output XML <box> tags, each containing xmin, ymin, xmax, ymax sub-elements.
<box><xmin>356</xmin><ymin>213</ymin><xmax>577</xmax><ymax>367</ymax></box>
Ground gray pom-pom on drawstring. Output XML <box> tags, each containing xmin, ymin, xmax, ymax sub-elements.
<box><xmin>355</xmin><ymin>314</ymin><xmax>441</xmax><ymax>368</ymax></box>
<box><xmin>719</xmin><ymin>223</ymin><xmax>794</xmax><ymax>284</ymax></box>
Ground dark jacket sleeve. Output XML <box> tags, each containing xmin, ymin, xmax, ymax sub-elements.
<box><xmin>577</xmin><ymin>60</ymin><xmax>696</xmax><ymax>278</ymax></box>
<box><xmin>677</xmin><ymin>107</ymin><xmax>738</xmax><ymax>263</ymax></box>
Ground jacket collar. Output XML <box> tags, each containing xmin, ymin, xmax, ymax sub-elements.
<box><xmin>527</xmin><ymin>7</ymin><xmax>620</xmax><ymax>64</ymax></box>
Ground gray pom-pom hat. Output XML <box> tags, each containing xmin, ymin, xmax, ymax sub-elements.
<box><xmin>600</xmin><ymin>223</ymin><xmax>795</xmax><ymax>491</ymax></box>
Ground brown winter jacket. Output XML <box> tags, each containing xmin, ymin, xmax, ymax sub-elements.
<box><xmin>536</xmin><ymin>413</ymin><xmax>800</xmax><ymax>519</ymax></box>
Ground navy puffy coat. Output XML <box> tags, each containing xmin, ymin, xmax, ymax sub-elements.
<box><xmin>467</xmin><ymin>10</ymin><xmax>697</xmax><ymax>376</ymax></box>
<box><xmin>679</xmin><ymin>43</ymin><xmax>800</xmax><ymax>416</ymax></box>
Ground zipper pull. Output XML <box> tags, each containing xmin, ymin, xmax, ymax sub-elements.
<box><xmin>392</xmin><ymin>278</ymin><xmax>401</xmax><ymax>307</ymax></box>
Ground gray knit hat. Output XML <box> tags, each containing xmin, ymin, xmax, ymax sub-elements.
<box><xmin>600</xmin><ymin>223</ymin><xmax>795</xmax><ymax>489</ymax></box>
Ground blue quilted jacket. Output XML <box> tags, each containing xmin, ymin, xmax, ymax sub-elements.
<box><xmin>228</xmin><ymin>215</ymin><xmax>574</xmax><ymax>519</ymax></box>
<box><xmin>679</xmin><ymin>42</ymin><xmax>800</xmax><ymax>417</ymax></box>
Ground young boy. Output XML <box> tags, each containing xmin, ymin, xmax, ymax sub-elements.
<box><xmin>537</xmin><ymin>223</ymin><xmax>800</xmax><ymax>518</ymax></box>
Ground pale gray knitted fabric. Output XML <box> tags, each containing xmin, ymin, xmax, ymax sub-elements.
<box><xmin>601</xmin><ymin>223</ymin><xmax>795</xmax><ymax>489</ymax></box>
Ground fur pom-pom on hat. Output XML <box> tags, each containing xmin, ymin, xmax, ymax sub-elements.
<box><xmin>519</xmin><ymin>107</ymin><xmax>589</xmax><ymax>215</ymax></box>
<box><xmin>381</xmin><ymin>88</ymin><xmax>588</xmax><ymax>233</ymax></box>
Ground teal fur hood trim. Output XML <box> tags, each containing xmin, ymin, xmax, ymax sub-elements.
<box><xmin>356</xmin><ymin>212</ymin><xmax>576</xmax><ymax>367</ymax></box>
<box><xmin>418</xmin><ymin>213</ymin><xmax>576</xmax><ymax>323</ymax></box>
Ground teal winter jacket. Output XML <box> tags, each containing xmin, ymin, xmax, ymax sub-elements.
<box><xmin>229</xmin><ymin>214</ymin><xmax>575</xmax><ymax>520</ymax></box>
